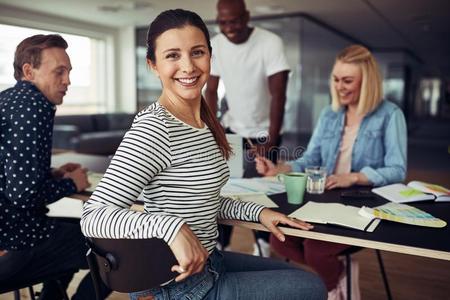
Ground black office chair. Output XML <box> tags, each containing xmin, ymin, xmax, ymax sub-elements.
<box><xmin>340</xmin><ymin>246</ymin><xmax>393</xmax><ymax>300</ymax></box>
<box><xmin>85</xmin><ymin>237</ymin><xmax>178</xmax><ymax>300</ymax></box>
<box><xmin>0</xmin><ymin>269</ymin><xmax>76</xmax><ymax>300</ymax></box>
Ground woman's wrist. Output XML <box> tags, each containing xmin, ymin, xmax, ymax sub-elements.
<box><xmin>277</xmin><ymin>162</ymin><xmax>292</xmax><ymax>174</ymax></box>
<box><xmin>350</xmin><ymin>173</ymin><xmax>360</xmax><ymax>185</ymax></box>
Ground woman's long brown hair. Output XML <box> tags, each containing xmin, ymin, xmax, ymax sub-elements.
<box><xmin>200</xmin><ymin>96</ymin><xmax>232</xmax><ymax>160</ymax></box>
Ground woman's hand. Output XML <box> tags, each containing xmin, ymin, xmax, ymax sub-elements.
<box><xmin>255</xmin><ymin>157</ymin><xmax>291</xmax><ymax>176</ymax></box>
<box><xmin>169</xmin><ymin>224</ymin><xmax>209</xmax><ymax>282</ymax></box>
<box><xmin>326</xmin><ymin>173</ymin><xmax>369</xmax><ymax>189</ymax></box>
<box><xmin>59</xmin><ymin>162</ymin><xmax>82</xmax><ymax>173</ymax></box>
<box><xmin>63</xmin><ymin>168</ymin><xmax>90</xmax><ymax>192</ymax></box>
<box><xmin>52</xmin><ymin>163</ymin><xmax>83</xmax><ymax>178</ymax></box>
<box><xmin>259</xmin><ymin>208</ymin><xmax>313</xmax><ymax>242</ymax></box>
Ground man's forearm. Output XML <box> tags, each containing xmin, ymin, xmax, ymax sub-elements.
<box><xmin>268</xmin><ymin>94</ymin><xmax>286</xmax><ymax>145</ymax></box>
<box><xmin>267</xmin><ymin>71</ymin><xmax>289</xmax><ymax>145</ymax></box>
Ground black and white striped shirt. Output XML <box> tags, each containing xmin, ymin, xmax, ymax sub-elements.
<box><xmin>81</xmin><ymin>102</ymin><xmax>264</xmax><ymax>252</ymax></box>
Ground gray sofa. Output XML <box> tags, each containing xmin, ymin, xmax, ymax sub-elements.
<box><xmin>52</xmin><ymin>113</ymin><xmax>135</xmax><ymax>155</ymax></box>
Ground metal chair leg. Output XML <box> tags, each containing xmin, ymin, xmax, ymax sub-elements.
<box><xmin>13</xmin><ymin>290</ymin><xmax>21</xmax><ymax>300</ymax></box>
<box><xmin>87</xmin><ymin>248</ymin><xmax>104</xmax><ymax>300</ymax></box>
<box><xmin>28</xmin><ymin>286</ymin><xmax>35</xmax><ymax>300</ymax></box>
<box><xmin>252</xmin><ymin>230</ymin><xmax>263</xmax><ymax>257</ymax></box>
<box><xmin>55</xmin><ymin>279</ymin><xmax>70</xmax><ymax>300</ymax></box>
<box><xmin>376</xmin><ymin>250</ymin><xmax>393</xmax><ymax>300</ymax></box>
<box><xmin>346</xmin><ymin>254</ymin><xmax>352</xmax><ymax>300</ymax></box>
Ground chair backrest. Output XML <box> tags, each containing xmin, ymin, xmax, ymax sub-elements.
<box><xmin>86</xmin><ymin>237</ymin><xmax>178</xmax><ymax>294</ymax></box>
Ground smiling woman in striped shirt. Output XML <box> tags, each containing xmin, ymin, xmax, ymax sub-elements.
<box><xmin>80</xmin><ymin>8</ymin><xmax>326</xmax><ymax>300</ymax></box>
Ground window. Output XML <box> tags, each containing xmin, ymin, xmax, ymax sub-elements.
<box><xmin>0</xmin><ymin>24</ymin><xmax>107</xmax><ymax>115</ymax></box>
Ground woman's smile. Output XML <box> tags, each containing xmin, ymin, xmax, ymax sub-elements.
<box><xmin>175</xmin><ymin>76</ymin><xmax>200</xmax><ymax>87</ymax></box>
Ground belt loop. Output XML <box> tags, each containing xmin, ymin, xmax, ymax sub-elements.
<box><xmin>162</xmin><ymin>287</ymin><xmax>170</xmax><ymax>300</ymax></box>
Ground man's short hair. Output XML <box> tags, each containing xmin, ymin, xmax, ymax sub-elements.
<box><xmin>13</xmin><ymin>34</ymin><xmax>68</xmax><ymax>80</ymax></box>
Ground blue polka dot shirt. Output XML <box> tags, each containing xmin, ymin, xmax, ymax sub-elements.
<box><xmin>0</xmin><ymin>80</ymin><xmax>77</xmax><ymax>251</ymax></box>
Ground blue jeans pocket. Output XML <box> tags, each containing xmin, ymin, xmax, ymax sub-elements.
<box><xmin>129</xmin><ymin>288</ymin><xmax>166</xmax><ymax>300</ymax></box>
<box><xmin>129</xmin><ymin>269</ymin><xmax>215</xmax><ymax>300</ymax></box>
<box><xmin>168</xmin><ymin>269</ymin><xmax>214</xmax><ymax>300</ymax></box>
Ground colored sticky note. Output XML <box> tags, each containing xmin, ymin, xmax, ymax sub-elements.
<box><xmin>399</xmin><ymin>188</ymin><xmax>424</xmax><ymax>198</ymax></box>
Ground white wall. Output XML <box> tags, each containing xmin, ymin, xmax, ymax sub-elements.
<box><xmin>116</xmin><ymin>26</ymin><xmax>137</xmax><ymax>113</ymax></box>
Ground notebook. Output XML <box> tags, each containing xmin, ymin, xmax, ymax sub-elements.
<box><xmin>289</xmin><ymin>202</ymin><xmax>380</xmax><ymax>232</ymax></box>
<box><xmin>372</xmin><ymin>181</ymin><xmax>450</xmax><ymax>203</ymax></box>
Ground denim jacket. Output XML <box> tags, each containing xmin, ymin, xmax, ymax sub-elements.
<box><xmin>288</xmin><ymin>101</ymin><xmax>407</xmax><ymax>186</ymax></box>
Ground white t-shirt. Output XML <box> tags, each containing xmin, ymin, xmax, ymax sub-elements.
<box><xmin>211</xmin><ymin>27</ymin><xmax>290</xmax><ymax>138</ymax></box>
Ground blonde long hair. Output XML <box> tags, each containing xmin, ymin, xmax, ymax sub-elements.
<box><xmin>330</xmin><ymin>45</ymin><xmax>383</xmax><ymax>115</ymax></box>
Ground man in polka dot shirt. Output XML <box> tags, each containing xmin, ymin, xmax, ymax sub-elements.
<box><xmin>0</xmin><ymin>35</ymin><xmax>110</xmax><ymax>299</ymax></box>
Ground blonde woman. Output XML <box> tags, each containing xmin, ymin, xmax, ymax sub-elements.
<box><xmin>256</xmin><ymin>45</ymin><xmax>407</xmax><ymax>299</ymax></box>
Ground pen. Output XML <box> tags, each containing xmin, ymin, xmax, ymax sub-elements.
<box><xmin>246</xmin><ymin>138</ymin><xmax>255</xmax><ymax>149</ymax></box>
<box><xmin>246</xmin><ymin>138</ymin><xmax>261</xmax><ymax>158</ymax></box>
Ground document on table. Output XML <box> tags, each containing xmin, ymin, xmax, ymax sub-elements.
<box><xmin>230</xmin><ymin>194</ymin><xmax>278</xmax><ymax>208</ymax></box>
<box><xmin>86</xmin><ymin>171</ymin><xmax>103</xmax><ymax>192</ymax></box>
<box><xmin>221</xmin><ymin>177</ymin><xmax>285</xmax><ymax>196</ymax></box>
<box><xmin>47</xmin><ymin>197</ymin><xmax>84</xmax><ymax>219</ymax></box>
<box><xmin>51</xmin><ymin>152</ymin><xmax>111</xmax><ymax>173</ymax></box>
<box><xmin>289</xmin><ymin>202</ymin><xmax>380</xmax><ymax>232</ymax></box>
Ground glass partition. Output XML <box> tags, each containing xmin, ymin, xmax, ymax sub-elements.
<box><xmin>135</xmin><ymin>14</ymin><xmax>417</xmax><ymax>136</ymax></box>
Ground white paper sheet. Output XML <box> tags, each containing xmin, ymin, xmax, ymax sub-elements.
<box><xmin>86</xmin><ymin>171</ymin><xmax>103</xmax><ymax>192</ymax></box>
<box><xmin>47</xmin><ymin>197</ymin><xmax>83</xmax><ymax>219</ymax></box>
<box><xmin>221</xmin><ymin>177</ymin><xmax>285</xmax><ymax>196</ymax></box>
<box><xmin>230</xmin><ymin>194</ymin><xmax>278</xmax><ymax>208</ymax></box>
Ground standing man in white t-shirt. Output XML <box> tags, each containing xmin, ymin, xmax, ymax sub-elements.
<box><xmin>205</xmin><ymin>0</ymin><xmax>290</xmax><ymax>256</ymax></box>
<box><xmin>206</xmin><ymin>0</ymin><xmax>290</xmax><ymax>165</ymax></box>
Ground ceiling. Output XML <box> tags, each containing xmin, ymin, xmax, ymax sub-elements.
<box><xmin>1</xmin><ymin>0</ymin><xmax>450</xmax><ymax>76</ymax></box>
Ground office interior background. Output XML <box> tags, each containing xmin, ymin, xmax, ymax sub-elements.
<box><xmin>1</xmin><ymin>0</ymin><xmax>449</xmax><ymax>174</ymax></box>
<box><xmin>0</xmin><ymin>0</ymin><xmax>449</xmax><ymax>299</ymax></box>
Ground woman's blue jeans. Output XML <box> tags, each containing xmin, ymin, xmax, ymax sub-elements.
<box><xmin>129</xmin><ymin>249</ymin><xmax>326</xmax><ymax>300</ymax></box>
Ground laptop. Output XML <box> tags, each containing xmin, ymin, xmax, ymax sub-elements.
<box><xmin>226</xmin><ymin>134</ymin><xmax>244</xmax><ymax>178</ymax></box>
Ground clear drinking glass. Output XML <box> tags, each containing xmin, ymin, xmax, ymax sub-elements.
<box><xmin>305</xmin><ymin>166</ymin><xmax>327</xmax><ymax>194</ymax></box>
